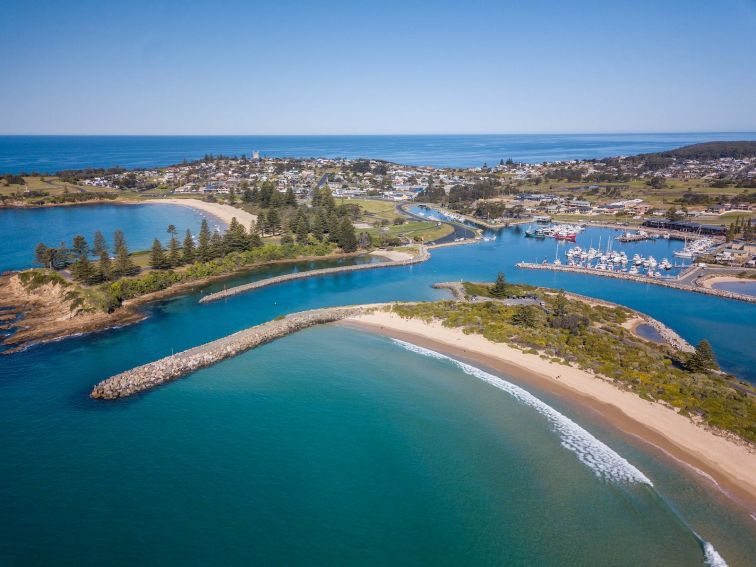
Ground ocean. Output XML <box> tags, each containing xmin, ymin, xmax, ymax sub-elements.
<box><xmin>2</xmin><ymin>132</ymin><xmax>756</xmax><ymax>173</ymax></box>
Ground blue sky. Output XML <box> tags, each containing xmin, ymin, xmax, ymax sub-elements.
<box><xmin>1</xmin><ymin>0</ymin><xmax>755</xmax><ymax>134</ymax></box>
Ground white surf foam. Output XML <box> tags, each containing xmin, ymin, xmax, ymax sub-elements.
<box><xmin>392</xmin><ymin>339</ymin><xmax>652</xmax><ymax>486</ymax></box>
<box><xmin>703</xmin><ymin>541</ymin><xmax>728</xmax><ymax>566</ymax></box>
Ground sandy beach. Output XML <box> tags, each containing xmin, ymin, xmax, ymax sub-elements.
<box><xmin>343</xmin><ymin>310</ymin><xmax>756</xmax><ymax>511</ymax></box>
<box><xmin>699</xmin><ymin>275</ymin><xmax>756</xmax><ymax>291</ymax></box>
<box><xmin>144</xmin><ymin>198</ymin><xmax>257</xmax><ymax>228</ymax></box>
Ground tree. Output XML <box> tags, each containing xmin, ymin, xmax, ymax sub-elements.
<box><xmin>113</xmin><ymin>230</ymin><xmax>126</xmax><ymax>253</ymax></box>
<box><xmin>338</xmin><ymin>217</ymin><xmax>357</xmax><ymax>252</ymax></box>
<box><xmin>113</xmin><ymin>236</ymin><xmax>137</xmax><ymax>277</ymax></box>
<box><xmin>72</xmin><ymin>235</ymin><xmax>89</xmax><ymax>258</ymax></box>
<box><xmin>34</xmin><ymin>243</ymin><xmax>53</xmax><ymax>268</ymax></box>
<box><xmin>224</xmin><ymin>217</ymin><xmax>248</xmax><ymax>252</ymax></box>
<box><xmin>98</xmin><ymin>249</ymin><xmax>112</xmax><ymax>281</ymax></box>
<box><xmin>52</xmin><ymin>241</ymin><xmax>71</xmax><ymax>269</ymax></box>
<box><xmin>285</xmin><ymin>186</ymin><xmax>296</xmax><ymax>206</ymax></box>
<box><xmin>182</xmin><ymin>229</ymin><xmax>196</xmax><ymax>263</ymax></box>
<box><xmin>197</xmin><ymin>219</ymin><xmax>211</xmax><ymax>261</ymax></box>
<box><xmin>245</xmin><ymin>220</ymin><xmax>261</xmax><ymax>248</ymax></box>
<box><xmin>311</xmin><ymin>213</ymin><xmax>325</xmax><ymax>241</ymax></box>
<box><xmin>167</xmin><ymin>236</ymin><xmax>181</xmax><ymax>267</ymax></box>
<box><xmin>686</xmin><ymin>339</ymin><xmax>718</xmax><ymax>372</ymax></box>
<box><xmin>209</xmin><ymin>231</ymin><xmax>225</xmax><ymax>258</ymax></box>
<box><xmin>489</xmin><ymin>272</ymin><xmax>508</xmax><ymax>298</ymax></box>
<box><xmin>167</xmin><ymin>224</ymin><xmax>177</xmax><ymax>237</ymax></box>
<box><xmin>266</xmin><ymin>208</ymin><xmax>281</xmax><ymax>235</ymax></box>
<box><xmin>71</xmin><ymin>254</ymin><xmax>96</xmax><ymax>284</ymax></box>
<box><xmin>93</xmin><ymin>230</ymin><xmax>108</xmax><ymax>257</ymax></box>
<box><xmin>554</xmin><ymin>289</ymin><xmax>568</xmax><ymax>317</ymax></box>
<box><xmin>150</xmin><ymin>238</ymin><xmax>168</xmax><ymax>270</ymax></box>
<box><xmin>294</xmin><ymin>210</ymin><xmax>310</xmax><ymax>244</ymax></box>
<box><xmin>511</xmin><ymin>306</ymin><xmax>538</xmax><ymax>327</ymax></box>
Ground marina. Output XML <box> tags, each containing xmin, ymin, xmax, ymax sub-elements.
<box><xmin>516</xmin><ymin>261</ymin><xmax>756</xmax><ymax>303</ymax></box>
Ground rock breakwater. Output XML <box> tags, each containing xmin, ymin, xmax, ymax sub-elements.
<box><xmin>90</xmin><ymin>306</ymin><xmax>368</xmax><ymax>399</ymax></box>
<box><xmin>516</xmin><ymin>262</ymin><xmax>756</xmax><ymax>304</ymax></box>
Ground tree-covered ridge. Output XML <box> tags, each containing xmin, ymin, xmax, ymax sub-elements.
<box><xmin>642</xmin><ymin>141</ymin><xmax>756</xmax><ymax>161</ymax></box>
<box><xmin>390</xmin><ymin>292</ymin><xmax>756</xmax><ymax>443</ymax></box>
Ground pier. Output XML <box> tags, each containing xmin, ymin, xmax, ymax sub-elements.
<box><xmin>515</xmin><ymin>262</ymin><xmax>756</xmax><ymax>303</ymax></box>
<box><xmin>90</xmin><ymin>306</ymin><xmax>372</xmax><ymax>399</ymax></box>
<box><xmin>198</xmin><ymin>246</ymin><xmax>430</xmax><ymax>304</ymax></box>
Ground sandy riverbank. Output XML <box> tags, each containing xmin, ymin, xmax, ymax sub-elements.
<box><xmin>142</xmin><ymin>198</ymin><xmax>256</xmax><ymax>228</ymax></box>
<box><xmin>342</xmin><ymin>310</ymin><xmax>756</xmax><ymax>511</ymax></box>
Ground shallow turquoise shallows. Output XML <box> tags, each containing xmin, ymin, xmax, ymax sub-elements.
<box><xmin>2</xmin><ymin>208</ymin><xmax>756</xmax><ymax>565</ymax></box>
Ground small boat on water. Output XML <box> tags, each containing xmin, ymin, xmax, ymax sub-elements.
<box><xmin>525</xmin><ymin>228</ymin><xmax>546</xmax><ymax>239</ymax></box>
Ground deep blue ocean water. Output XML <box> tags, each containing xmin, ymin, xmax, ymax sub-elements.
<box><xmin>2</xmin><ymin>132</ymin><xmax>756</xmax><ymax>172</ymax></box>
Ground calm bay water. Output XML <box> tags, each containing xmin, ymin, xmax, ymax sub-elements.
<box><xmin>2</xmin><ymin>133</ymin><xmax>756</xmax><ymax>172</ymax></box>
<box><xmin>0</xmin><ymin>203</ymin><xmax>223</xmax><ymax>272</ymax></box>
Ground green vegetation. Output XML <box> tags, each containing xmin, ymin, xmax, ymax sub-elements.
<box><xmin>390</xmin><ymin>288</ymin><xmax>756</xmax><ymax>443</ymax></box>
<box><xmin>107</xmin><ymin>241</ymin><xmax>335</xmax><ymax>304</ymax></box>
<box><xmin>646</xmin><ymin>141</ymin><xmax>756</xmax><ymax>160</ymax></box>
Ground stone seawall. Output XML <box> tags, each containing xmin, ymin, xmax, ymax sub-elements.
<box><xmin>90</xmin><ymin>306</ymin><xmax>368</xmax><ymax>399</ymax></box>
<box><xmin>198</xmin><ymin>247</ymin><xmax>430</xmax><ymax>304</ymax></box>
<box><xmin>517</xmin><ymin>262</ymin><xmax>756</xmax><ymax>304</ymax></box>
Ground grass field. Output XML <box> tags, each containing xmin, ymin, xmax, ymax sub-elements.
<box><xmin>341</xmin><ymin>198</ymin><xmax>454</xmax><ymax>242</ymax></box>
<box><xmin>0</xmin><ymin>176</ymin><xmax>121</xmax><ymax>197</ymax></box>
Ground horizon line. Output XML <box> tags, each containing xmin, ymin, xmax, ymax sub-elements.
<box><xmin>2</xmin><ymin>130</ymin><xmax>756</xmax><ymax>137</ymax></box>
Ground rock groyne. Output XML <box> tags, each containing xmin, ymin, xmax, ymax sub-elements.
<box><xmin>198</xmin><ymin>247</ymin><xmax>430</xmax><ymax>304</ymax></box>
<box><xmin>90</xmin><ymin>306</ymin><xmax>368</xmax><ymax>399</ymax></box>
<box><xmin>516</xmin><ymin>262</ymin><xmax>756</xmax><ymax>304</ymax></box>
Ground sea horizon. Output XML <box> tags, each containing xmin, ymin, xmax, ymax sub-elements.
<box><xmin>3</xmin><ymin>132</ymin><xmax>756</xmax><ymax>174</ymax></box>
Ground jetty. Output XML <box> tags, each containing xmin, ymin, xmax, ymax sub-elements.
<box><xmin>516</xmin><ymin>262</ymin><xmax>756</xmax><ymax>303</ymax></box>
<box><xmin>90</xmin><ymin>306</ymin><xmax>371</xmax><ymax>399</ymax></box>
<box><xmin>198</xmin><ymin>246</ymin><xmax>430</xmax><ymax>304</ymax></box>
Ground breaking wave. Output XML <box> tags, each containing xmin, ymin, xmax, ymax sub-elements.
<box><xmin>391</xmin><ymin>339</ymin><xmax>653</xmax><ymax>485</ymax></box>
<box><xmin>392</xmin><ymin>339</ymin><xmax>732</xmax><ymax>565</ymax></box>
<box><xmin>702</xmin><ymin>542</ymin><xmax>728</xmax><ymax>567</ymax></box>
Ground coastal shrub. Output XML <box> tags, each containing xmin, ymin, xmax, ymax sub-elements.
<box><xmin>18</xmin><ymin>269</ymin><xmax>69</xmax><ymax>290</ymax></box>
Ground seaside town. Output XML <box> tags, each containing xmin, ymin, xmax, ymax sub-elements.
<box><xmin>3</xmin><ymin>0</ymin><xmax>756</xmax><ymax>564</ymax></box>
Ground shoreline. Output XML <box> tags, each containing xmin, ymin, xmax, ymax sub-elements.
<box><xmin>698</xmin><ymin>274</ymin><xmax>756</xmax><ymax>293</ymax></box>
<box><xmin>140</xmin><ymin>198</ymin><xmax>256</xmax><ymax>229</ymax></box>
<box><xmin>0</xmin><ymin>251</ymin><xmax>365</xmax><ymax>353</ymax></box>
<box><xmin>341</xmin><ymin>311</ymin><xmax>756</xmax><ymax>514</ymax></box>
<box><xmin>0</xmin><ymin>196</ymin><xmax>256</xmax><ymax>230</ymax></box>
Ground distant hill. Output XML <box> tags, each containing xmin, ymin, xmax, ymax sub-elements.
<box><xmin>641</xmin><ymin>141</ymin><xmax>756</xmax><ymax>160</ymax></box>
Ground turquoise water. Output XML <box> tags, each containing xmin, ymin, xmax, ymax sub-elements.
<box><xmin>2</xmin><ymin>206</ymin><xmax>755</xmax><ymax>564</ymax></box>
<box><xmin>3</xmin><ymin>133</ymin><xmax>756</xmax><ymax>173</ymax></box>
<box><xmin>3</xmin><ymin>326</ymin><xmax>748</xmax><ymax>565</ymax></box>
<box><xmin>0</xmin><ymin>203</ymin><xmax>224</xmax><ymax>272</ymax></box>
